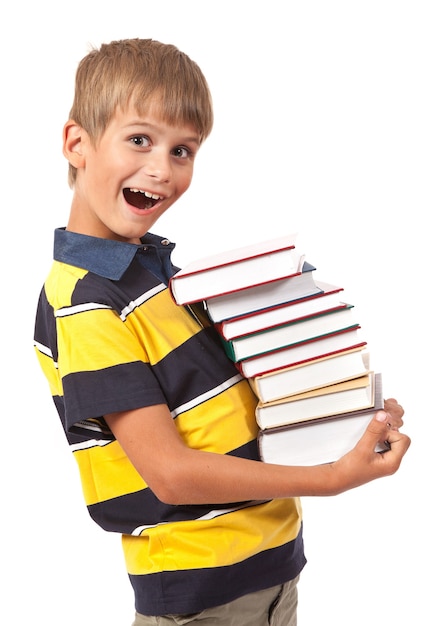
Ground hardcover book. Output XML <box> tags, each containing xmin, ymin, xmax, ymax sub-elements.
<box><xmin>258</xmin><ymin>374</ymin><xmax>387</xmax><ymax>466</ymax></box>
<box><xmin>169</xmin><ymin>233</ymin><xmax>302</xmax><ymax>305</ymax></box>
<box><xmin>255</xmin><ymin>371</ymin><xmax>376</xmax><ymax>430</ymax></box>
<box><xmin>204</xmin><ymin>261</ymin><xmax>321</xmax><ymax>322</ymax></box>
<box><xmin>222</xmin><ymin>305</ymin><xmax>357</xmax><ymax>362</ymax></box>
<box><xmin>237</xmin><ymin>327</ymin><xmax>366</xmax><ymax>378</ymax></box>
<box><xmin>215</xmin><ymin>282</ymin><xmax>346</xmax><ymax>340</ymax></box>
<box><xmin>248</xmin><ymin>346</ymin><xmax>369</xmax><ymax>404</ymax></box>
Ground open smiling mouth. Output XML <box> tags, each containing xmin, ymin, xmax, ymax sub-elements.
<box><xmin>123</xmin><ymin>188</ymin><xmax>164</xmax><ymax>210</ymax></box>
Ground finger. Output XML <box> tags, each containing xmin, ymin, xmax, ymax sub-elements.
<box><xmin>384</xmin><ymin>398</ymin><xmax>404</xmax><ymax>417</ymax></box>
<box><xmin>380</xmin><ymin>428</ymin><xmax>411</xmax><ymax>471</ymax></box>
<box><xmin>384</xmin><ymin>411</ymin><xmax>403</xmax><ymax>431</ymax></box>
<box><xmin>357</xmin><ymin>412</ymin><xmax>411</xmax><ymax>479</ymax></box>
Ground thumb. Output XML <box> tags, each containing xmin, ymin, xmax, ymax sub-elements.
<box><xmin>358</xmin><ymin>410</ymin><xmax>390</xmax><ymax>449</ymax></box>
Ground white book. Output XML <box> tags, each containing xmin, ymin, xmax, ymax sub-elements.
<box><xmin>238</xmin><ymin>327</ymin><xmax>366</xmax><ymax>378</ymax></box>
<box><xmin>255</xmin><ymin>372</ymin><xmax>375</xmax><ymax>430</ymax></box>
<box><xmin>216</xmin><ymin>282</ymin><xmax>345</xmax><ymax>340</ymax></box>
<box><xmin>249</xmin><ymin>347</ymin><xmax>370</xmax><ymax>404</ymax></box>
<box><xmin>258</xmin><ymin>374</ymin><xmax>388</xmax><ymax>466</ymax></box>
<box><xmin>205</xmin><ymin>262</ymin><xmax>321</xmax><ymax>322</ymax></box>
<box><xmin>223</xmin><ymin>305</ymin><xmax>356</xmax><ymax>362</ymax></box>
<box><xmin>169</xmin><ymin>233</ymin><xmax>302</xmax><ymax>305</ymax></box>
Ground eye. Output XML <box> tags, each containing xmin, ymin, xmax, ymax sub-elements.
<box><xmin>172</xmin><ymin>146</ymin><xmax>192</xmax><ymax>159</ymax></box>
<box><xmin>130</xmin><ymin>135</ymin><xmax>150</xmax><ymax>148</ymax></box>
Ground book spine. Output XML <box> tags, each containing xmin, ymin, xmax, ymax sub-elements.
<box><xmin>237</xmin><ymin>338</ymin><xmax>367</xmax><ymax>378</ymax></box>
<box><xmin>219</xmin><ymin>336</ymin><xmax>238</xmax><ymax>361</ymax></box>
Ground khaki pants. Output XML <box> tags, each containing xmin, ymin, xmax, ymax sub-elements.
<box><xmin>132</xmin><ymin>575</ymin><xmax>299</xmax><ymax>625</ymax></box>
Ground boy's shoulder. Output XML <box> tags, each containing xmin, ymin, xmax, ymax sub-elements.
<box><xmin>45</xmin><ymin>228</ymin><xmax>172</xmax><ymax>312</ymax></box>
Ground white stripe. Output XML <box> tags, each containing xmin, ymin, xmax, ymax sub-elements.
<box><xmin>55</xmin><ymin>284</ymin><xmax>166</xmax><ymax>321</ymax></box>
<box><xmin>70</xmin><ymin>438</ymin><xmax>112</xmax><ymax>452</ymax></box>
<box><xmin>131</xmin><ymin>506</ymin><xmax>241</xmax><ymax>536</ymax></box>
<box><xmin>120</xmin><ymin>284</ymin><xmax>166</xmax><ymax>320</ymax></box>
<box><xmin>55</xmin><ymin>302</ymin><xmax>112</xmax><ymax>318</ymax></box>
<box><xmin>34</xmin><ymin>340</ymin><xmax>53</xmax><ymax>358</ymax></box>
<box><xmin>131</xmin><ymin>501</ymin><xmax>266</xmax><ymax>536</ymax></box>
<box><xmin>170</xmin><ymin>373</ymin><xmax>243</xmax><ymax>418</ymax></box>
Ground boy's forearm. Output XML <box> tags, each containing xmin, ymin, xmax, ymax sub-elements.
<box><xmin>169</xmin><ymin>450</ymin><xmax>340</xmax><ymax>503</ymax></box>
<box><xmin>105</xmin><ymin>405</ymin><xmax>410</xmax><ymax>506</ymax></box>
<box><xmin>143</xmin><ymin>427</ymin><xmax>410</xmax><ymax>505</ymax></box>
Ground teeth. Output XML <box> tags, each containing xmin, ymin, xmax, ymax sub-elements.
<box><xmin>129</xmin><ymin>188</ymin><xmax>163</xmax><ymax>200</ymax></box>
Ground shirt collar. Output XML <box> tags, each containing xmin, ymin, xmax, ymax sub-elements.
<box><xmin>53</xmin><ymin>227</ymin><xmax>176</xmax><ymax>280</ymax></box>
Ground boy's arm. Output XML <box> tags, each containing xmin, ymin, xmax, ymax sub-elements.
<box><xmin>104</xmin><ymin>400</ymin><xmax>410</xmax><ymax>504</ymax></box>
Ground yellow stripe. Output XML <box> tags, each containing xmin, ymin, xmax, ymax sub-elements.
<box><xmin>74</xmin><ymin>441</ymin><xmax>147</xmax><ymax>505</ymax></box>
<box><xmin>175</xmin><ymin>380</ymin><xmax>258</xmax><ymax>452</ymax></box>
<box><xmin>54</xmin><ymin>281</ymin><xmax>205</xmax><ymax>376</ymax></box>
<box><xmin>45</xmin><ymin>261</ymin><xmax>87</xmax><ymax>308</ymax></box>
<box><xmin>125</xmin><ymin>289</ymin><xmax>204</xmax><ymax>362</ymax></box>
<box><xmin>122</xmin><ymin>499</ymin><xmax>302</xmax><ymax>574</ymax></box>
<box><xmin>57</xmin><ymin>307</ymin><xmax>151</xmax><ymax>376</ymax></box>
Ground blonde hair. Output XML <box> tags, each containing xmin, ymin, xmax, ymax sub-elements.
<box><xmin>67</xmin><ymin>38</ymin><xmax>214</xmax><ymax>186</ymax></box>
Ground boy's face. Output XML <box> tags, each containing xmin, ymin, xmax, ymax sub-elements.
<box><xmin>65</xmin><ymin>102</ymin><xmax>201</xmax><ymax>243</ymax></box>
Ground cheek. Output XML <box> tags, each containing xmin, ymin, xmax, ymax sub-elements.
<box><xmin>178</xmin><ymin>169</ymin><xmax>194</xmax><ymax>194</ymax></box>
<box><xmin>86</xmin><ymin>155</ymin><xmax>115</xmax><ymax>186</ymax></box>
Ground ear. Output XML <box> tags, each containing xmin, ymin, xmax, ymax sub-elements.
<box><xmin>63</xmin><ymin>120</ymin><xmax>87</xmax><ymax>169</ymax></box>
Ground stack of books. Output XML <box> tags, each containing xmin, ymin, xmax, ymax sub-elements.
<box><xmin>169</xmin><ymin>234</ymin><xmax>389</xmax><ymax>466</ymax></box>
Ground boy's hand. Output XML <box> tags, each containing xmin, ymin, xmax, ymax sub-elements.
<box><xmin>328</xmin><ymin>401</ymin><xmax>410</xmax><ymax>494</ymax></box>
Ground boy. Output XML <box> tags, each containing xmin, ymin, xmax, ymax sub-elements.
<box><xmin>33</xmin><ymin>39</ymin><xmax>410</xmax><ymax>625</ymax></box>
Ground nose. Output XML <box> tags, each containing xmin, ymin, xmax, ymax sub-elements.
<box><xmin>144</xmin><ymin>149</ymin><xmax>171</xmax><ymax>183</ymax></box>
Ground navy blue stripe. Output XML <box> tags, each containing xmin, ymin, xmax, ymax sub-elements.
<box><xmin>34</xmin><ymin>288</ymin><xmax>58</xmax><ymax>361</ymax></box>
<box><xmin>71</xmin><ymin>259</ymin><xmax>162</xmax><ymax>311</ymax></box>
<box><xmin>130</xmin><ymin>525</ymin><xmax>306</xmax><ymax>615</ymax></box>
<box><xmin>87</xmin><ymin>440</ymin><xmax>260</xmax><ymax>532</ymax></box>
<box><xmin>62</xmin><ymin>362</ymin><xmax>167</xmax><ymax>431</ymax></box>
<box><xmin>153</xmin><ymin>326</ymin><xmax>242</xmax><ymax>410</ymax></box>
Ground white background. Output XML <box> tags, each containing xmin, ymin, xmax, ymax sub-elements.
<box><xmin>1</xmin><ymin>1</ymin><xmax>426</xmax><ymax>624</ymax></box>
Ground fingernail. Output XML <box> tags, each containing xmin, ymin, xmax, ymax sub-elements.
<box><xmin>376</xmin><ymin>411</ymin><xmax>388</xmax><ymax>422</ymax></box>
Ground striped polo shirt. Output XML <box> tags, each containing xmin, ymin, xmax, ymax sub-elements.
<box><xmin>34</xmin><ymin>228</ymin><xmax>305</xmax><ymax>615</ymax></box>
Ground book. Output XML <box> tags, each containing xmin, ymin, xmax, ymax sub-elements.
<box><xmin>221</xmin><ymin>304</ymin><xmax>357</xmax><ymax>362</ymax></box>
<box><xmin>255</xmin><ymin>372</ymin><xmax>375</xmax><ymax>430</ymax></box>
<box><xmin>169</xmin><ymin>233</ymin><xmax>303</xmax><ymax>305</ymax></box>
<box><xmin>249</xmin><ymin>346</ymin><xmax>370</xmax><ymax>404</ymax></box>
<box><xmin>258</xmin><ymin>374</ymin><xmax>388</xmax><ymax>466</ymax></box>
<box><xmin>204</xmin><ymin>261</ymin><xmax>322</xmax><ymax>323</ymax></box>
<box><xmin>215</xmin><ymin>281</ymin><xmax>345</xmax><ymax>340</ymax></box>
<box><xmin>238</xmin><ymin>327</ymin><xmax>366</xmax><ymax>378</ymax></box>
